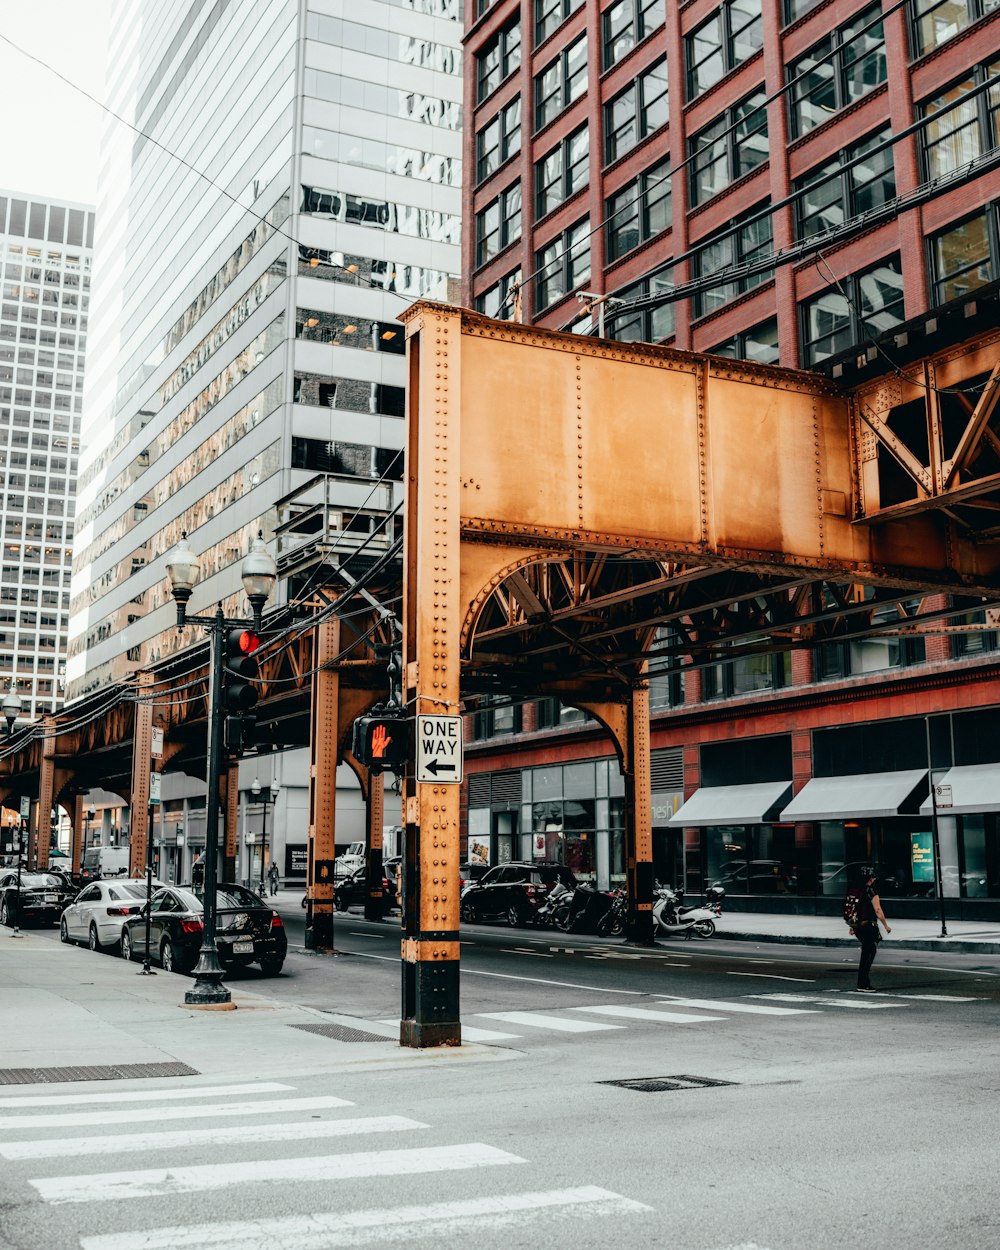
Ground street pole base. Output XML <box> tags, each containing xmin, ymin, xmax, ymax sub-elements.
<box><xmin>138</xmin><ymin>969</ymin><xmax>157</xmax><ymax>976</ymax></box>
<box><xmin>399</xmin><ymin>1019</ymin><xmax>461</xmax><ymax>1048</ymax></box>
<box><xmin>184</xmin><ymin>999</ymin><xmax>238</xmax><ymax>1011</ymax></box>
<box><xmin>10</xmin><ymin>931</ymin><xmax>23</xmax><ymax>939</ymax></box>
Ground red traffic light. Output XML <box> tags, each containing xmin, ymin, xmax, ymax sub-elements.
<box><xmin>236</xmin><ymin>629</ymin><xmax>260</xmax><ymax>655</ymax></box>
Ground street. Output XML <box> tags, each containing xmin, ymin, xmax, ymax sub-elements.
<box><xmin>2</xmin><ymin>897</ymin><xmax>999</xmax><ymax>1250</ymax></box>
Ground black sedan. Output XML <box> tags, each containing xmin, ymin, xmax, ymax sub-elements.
<box><xmin>0</xmin><ymin>870</ymin><xmax>75</xmax><ymax>928</ymax></box>
<box><xmin>120</xmin><ymin>884</ymin><xmax>287</xmax><ymax>976</ymax></box>
<box><xmin>334</xmin><ymin>865</ymin><xmax>397</xmax><ymax>912</ymax></box>
<box><xmin>460</xmin><ymin>862</ymin><xmax>577</xmax><ymax>926</ymax></box>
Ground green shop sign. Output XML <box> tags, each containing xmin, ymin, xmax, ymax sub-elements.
<box><xmin>911</xmin><ymin>830</ymin><xmax>935</xmax><ymax>883</ymax></box>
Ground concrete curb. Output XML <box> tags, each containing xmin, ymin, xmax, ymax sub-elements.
<box><xmin>716</xmin><ymin>930</ymin><xmax>1000</xmax><ymax>955</ymax></box>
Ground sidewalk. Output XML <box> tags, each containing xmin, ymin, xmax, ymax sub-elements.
<box><xmin>715</xmin><ymin>911</ymin><xmax>1000</xmax><ymax>954</ymax></box>
<box><xmin>0</xmin><ymin>931</ymin><xmax>504</xmax><ymax>1081</ymax></box>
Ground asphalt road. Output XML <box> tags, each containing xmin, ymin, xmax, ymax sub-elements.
<box><xmin>4</xmin><ymin>900</ymin><xmax>1000</xmax><ymax>1250</ymax></box>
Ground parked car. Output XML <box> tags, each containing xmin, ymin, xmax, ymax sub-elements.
<box><xmin>459</xmin><ymin>861</ymin><xmax>490</xmax><ymax>893</ymax></box>
<box><xmin>79</xmin><ymin>846</ymin><xmax>130</xmax><ymax>884</ymax></box>
<box><xmin>0</xmin><ymin>870</ymin><xmax>75</xmax><ymax>928</ymax></box>
<box><xmin>334</xmin><ymin>864</ymin><xmax>397</xmax><ymax>911</ymax></box>
<box><xmin>459</xmin><ymin>862</ymin><xmax>578</xmax><ymax>926</ymax></box>
<box><xmin>60</xmin><ymin>878</ymin><xmax>164</xmax><ymax>952</ymax></box>
<box><xmin>120</xmin><ymin>883</ymin><xmax>287</xmax><ymax>976</ymax></box>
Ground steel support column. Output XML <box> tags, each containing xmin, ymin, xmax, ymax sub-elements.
<box><xmin>623</xmin><ymin>684</ymin><xmax>654</xmax><ymax>945</ymax></box>
<box><xmin>223</xmin><ymin>762</ymin><xmax>239</xmax><ymax>884</ymax></box>
<box><xmin>364</xmin><ymin>773</ymin><xmax>386</xmax><ymax>921</ymax></box>
<box><xmin>129</xmin><ymin>674</ymin><xmax>153</xmax><ymax>877</ymax></box>
<box><xmin>71</xmin><ymin>794</ymin><xmax>84</xmax><ymax>876</ymax></box>
<box><xmin>35</xmin><ymin>720</ymin><xmax>55</xmax><ymax>872</ymax></box>
<box><xmin>305</xmin><ymin>619</ymin><xmax>340</xmax><ymax>950</ymax></box>
<box><xmin>401</xmin><ymin>304</ymin><xmax>462</xmax><ymax>1048</ymax></box>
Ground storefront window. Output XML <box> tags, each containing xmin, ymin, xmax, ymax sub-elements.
<box><xmin>705</xmin><ymin>824</ymin><xmax>803</xmax><ymax>893</ymax></box>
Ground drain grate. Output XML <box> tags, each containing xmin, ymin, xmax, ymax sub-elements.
<box><xmin>599</xmin><ymin>1074</ymin><xmax>737</xmax><ymax>1093</ymax></box>
<box><xmin>290</xmin><ymin>1022</ymin><xmax>395</xmax><ymax>1044</ymax></box>
<box><xmin>0</xmin><ymin>1061</ymin><xmax>199</xmax><ymax>1086</ymax></box>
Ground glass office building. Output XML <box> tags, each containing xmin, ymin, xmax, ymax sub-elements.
<box><xmin>0</xmin><ymin>190</ymin><xmax>93</xmax><ymax>723</ymax></box>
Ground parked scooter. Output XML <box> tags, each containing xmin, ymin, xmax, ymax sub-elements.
<box><xmin>535</xmin><ymin>880</ymin><xmax>574</xmax><ymax>929</ymax></box>
<box><xmin>652</xmin><ymin>884</ymin><xmax>724</xmax><ymax>938</ymax></box>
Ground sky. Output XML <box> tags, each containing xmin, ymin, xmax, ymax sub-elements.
<box><xmin>0</xmin><ymin>0</ymin><xmax>112</xmax><ymax>207</ymax></box>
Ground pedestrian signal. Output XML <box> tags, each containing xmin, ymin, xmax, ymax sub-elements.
<box><xmin>353</xmin><ymin>711</ymin><xmax>409</xmax><ymax>775</ymax></box>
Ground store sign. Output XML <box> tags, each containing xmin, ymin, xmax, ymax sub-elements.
<box><xmin>285</xmin><ymin>845</ymin><xmax>308</xmax><ymax>877</ymax></box>
<box><xmin>532</xmin><ymin>832</ymin><xmax>547</xmax><ymax>859</ymax></box>
<box><xmin>911</xmin><ymin>830</ymin><xmax>936</xmax><ymax>883</ymax></box>
<box><xmin>468</xmin><ymin>838</ymin><xmax>490</xmax><ymax>867</ymax></box>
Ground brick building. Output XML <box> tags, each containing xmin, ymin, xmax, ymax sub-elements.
<box><xmin>460</xmin><ymin>0</ymin><xmax>1000</xmax><ymax>917</ymax></box>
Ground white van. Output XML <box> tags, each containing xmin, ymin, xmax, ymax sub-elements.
<box><xmin>80</xmin><ymin>847</ymin><xmax>130</xmax><ymax>882</ymax></box>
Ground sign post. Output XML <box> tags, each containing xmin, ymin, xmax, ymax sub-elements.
<box><xmin>415</xmin><ymin>714</ymin><xmax>463</xmax><ymax>784</ymax></box>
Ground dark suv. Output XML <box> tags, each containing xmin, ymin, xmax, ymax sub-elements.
<box><xmin>460</xmin><ymin>861</ymin><xmax>577</xmax><ymax>926</ymax></box>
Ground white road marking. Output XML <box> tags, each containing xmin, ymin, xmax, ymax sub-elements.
<box><xmin>0</xmin><ymin>1082</ymin><xmax>293</xmax><ymax>1110</ymax></box>
<box><xmin>507</xmin><ymin>949</ymin><xmax>554</xmax><ymax>958</ymax></box>
<box><xmin>477</xmin><ymin>1011</ymin><xmax>625</xmax><ymax>1033</ymax></box>
<box><xmin>655</xmin><ymin>996</ymin><xmax>817</xmax><ymax>1017</ymax></box>
<box><xmin>727</xmin><ymin>972</ymin><xmax>816</xmax><ymax>983</ymax></box>
<box><xmin>0</xmin><ymin>1096</ymin><xmax>352</xmax><ymax>1130</ymax></box>
<box><xmin>0</xmin><ymin>1116</ymin><xmax>426</xmax><ymax>1160</ymax></box>
<box><xmin>34</xmin><ymin>1142</ymin><xmax>524</xmax><ymax>1204</ymax></box>
<box><xmin>840</xmin><ymin>992</ymin><xmax>979</xmax><ymax>1002</ymax></box>
<box><xmin>569</xmin><ymin>1005</ymin><xmax>725</xmax><ymax>1024</ymax></box>
<box><xmin>748</xmin><ymin>994</ymin><xmax>904</xmax><ymax>1010</ymax></box>
<box><xmin>79</xmin><ymin>1186</ymin><xmax>652</xmax><ymax>1250</ymax></box>
<box><xmin>377</xmin><ymin>1019</ymin><xmax>521</xmax><ymax>1043</ymax></box>
<box><xmin>347</xmin><ymin>951</ymin><xmax>645</xmax><ymax>994</ymax></box>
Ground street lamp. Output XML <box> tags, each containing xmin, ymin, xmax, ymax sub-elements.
<box><xmin>2</xmin><ymin>682</ymin><xmax>22</xmax><ymax>735</ymax></box>
<box><xmin>164</xmin><ymin>529</ymin><xmax>277</xmax><ymax>1007</ymax></box>
<box><xmin>251</xmin><ymin>779</ymin><xmax>280</xmax><ymax>896</ymax></box>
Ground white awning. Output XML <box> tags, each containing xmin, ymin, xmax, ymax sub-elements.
<box><xmin>668</xmin><ymin>781</ymin><xmax>792</xmax><ymax>827</ymax></box>
<box><xmin>919</xmin><ymin>764</ymin><xmax>1000</xmax><ymax>816</ymax></box>
<box><xmin>779</xmin><ymin>769</ymin><xmax>926</xmax><ymax>821</ymax></box>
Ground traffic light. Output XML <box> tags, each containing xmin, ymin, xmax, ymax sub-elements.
<box><xmin>223</xmin><ymin>628</ymin><xmax>260</xmax><ymax>711</ymax></box>
<box><xmin>222</xmin><ymin>628</ymin><xmax>260</xmax><ymax>756</ymax></box>
<box><xmin>353</xmin><ymin>709</ymin><xmax>409</xmax><ymax>775</ymax></box>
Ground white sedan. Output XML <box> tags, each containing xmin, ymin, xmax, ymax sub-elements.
<box><xmin>60</xmin><ymin>879</ymin><xmax>162</xmax><ymax>952</ymax></box>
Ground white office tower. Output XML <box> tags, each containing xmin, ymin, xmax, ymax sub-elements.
<box><xmin>69</xmin><ymin>0</ymin><xmax>460</xmax><ymax>870</ymax></box>
<box><xmin>0</xmin><ymin>191</ymin><xmax>93</xmax><ymax>722</ymax></box>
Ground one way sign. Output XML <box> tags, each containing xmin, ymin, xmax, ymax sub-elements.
<box><xmin>415</xmin><ymin>714</ymin><xmax>463</xmax><ymax>784</ymax></box>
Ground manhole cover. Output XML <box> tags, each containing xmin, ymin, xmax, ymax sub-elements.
<box><xmin>290</xmin><ymin>1022</ymin><xmax>394</xmax><ymax>1043</ymax></box>
<box><xmin>599</xmin><ymin>1074</ymin><xmax>737</xmax><ymax>1093</ymax></box>
<box><xmin>0</xmin><ymin>1061</ymin><xmax>199</xmax><ymax>1086</ymax></box>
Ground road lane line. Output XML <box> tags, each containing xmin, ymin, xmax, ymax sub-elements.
<box><xmin>345</xmin><ymin>950</ymin><xmax>646</xmax><ymax>993</ymax></box>
<box><xmin>0</xmin><ymin>1116</ymin><xmax>427</xmax><ymax>1161</ymax></box>
<box><xmin>654</xmin><ymin>996</ymin><xmax>817</xmax><ymax>1016</ymax></box>
<box><xmin>33</xmin><ymin>1143</ymin><xmax>525</xmax><ymax>1204</ymax></box>
<box><xmin>477</xmin><ymin>1011</ymin><xmax>625</xmax><ymax>1033</ymax></box>
<box><xmin>569</xmin><ymin>1005</ymin><xmax>725</xmax><ymax>1024</ymax></box>
<box><xmin>727</xmin><ymin>972</ymin><xmax>817</xmax><ymax>983</ymax></box>
<box><xmin>0</xmin><ymin>1096</ymin><xmax>352</xmax><ymax>1131</ymax></box>
<box><xmin>0</xmin><ymin>1082</ymin><xmax>294</xmax><ymax>1110</ymax></box>
<box><xmin>79</xmin><ymin>1186</ymin><xmax>652</xmax><ymax>1250</ymax></box>
<box><xmin>748</xmin><ymin>994</ymin><xmax>905</xmax><ymax>1010</ymax></box>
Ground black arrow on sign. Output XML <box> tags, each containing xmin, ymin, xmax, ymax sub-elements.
<box><xmin>425</xmin><ymin>759</ymin><xmax>456</xmax><ymax>776</ymax></box>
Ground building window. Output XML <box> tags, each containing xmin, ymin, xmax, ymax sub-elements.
<box><xmin>606</xmin><ymin>158</ymin><xmax>670</xmax><ymax>261</ymax></box>
<box><xmin>606</xmin><ymin>265</ymin><xmax>675</xmax><ymax>342</ymax></box>
<box><xmin>686</xmin><ymin>0</ymin><xmax>763</xmax><ymax>100</ymax></box>
<box><xmin>477</xmin><ymin>21</ymin><xmax>522</xmax><ymax>102</ymax></box>
<box><xmin>919</xmin><ymin>62</ymin><xmax>1000</xmax><ymax>182</ymax></box>
<box><xmin>476</xmin><ymin>184</ymin><xmax>522</xmax><ymax>266</ymax></box>
<box><xmin>535</xmin><ymin>34</ymin><xmax>588</xmax><ymax>130</ymax></box>
<box><xmin>788</xmin><ymin>4</ymin><xmax>887</xmax><ymax>138</ymax></box>
<box><xmin>476</xmin><ymin>99</ymin><xmax>522</xmax><ymax>183</ymax></box>
<box><xmin>952</xmin><ymin>607</ymin><xmax>1000</xmax><ymax>657</ymax></box>
<box><xmin>783</xmin><ymin>0</ymin><xmax>825</xmax><ymax>21</ymax></box>
<box><xmin>816</xmin><ymin>601</ymin><xmax>927</xmax><ymax>678</ymax></box>
<box><xmin>794</xmin><ymin>128</ymin><xmax>895</xmax><ymax>241</ymax></box>
<box><xmin>604</xmin><ymin>57</ymin><xmax>668</xmax><ymax>163</ymax></box>
<box><xmin>689</xmin><ymin>91</ymin><xmax>768</xmax><ymax>207</ymax></box>
<box><xmin>708</xmin><ymin>316</ymin><xmax>779</xmax><ymax>363</ymax></box>
<box><xmin>930</xmin><ymin>209</ymin><xmax>994</xmax><ymax>304</ymax></box>
<box><xmin>535</xmin><ymin>699</ymin><xmax>593</xmax><ymax>728</ymax></box>
<box><xmin>692</xmin><ymin>206</ymin><xmax>774</xmax><ymax>318</ymax></box>
<box><xmin>602</xmin><ymin>0</ymin><xmax>665</xmax><ymax>69</ymax></box>
<box><xmin>473</xmin><ymin>697</ymin><xmax>523</xmax><ymax>738</ymax></box>
<box><xmin>536</xmin><ymin>219</ymin><xmax>591</xmax><ymax>308</ymax></box>
<box><xmin>476</xmin><ymin>268</ymin><xmax>523</xmax><ymax>318</ymax></box>
<box><xmin>536</xmin><ymin>127</ymin><xmax>589</xmax><ymax>217</ymax></box>
<box><xmin>800</xmin><ymin>254</ymin><xmax>904</xmax><ymax>364</ymax></box>
<box><xmin>911</xmin><ymin>0</ymin><xmax>999</xmax><ymax>56</ymax></box>
<box><xmin>535</xmin><ymin>0</ymin><xmax>583</xmax><ymax>46</ymax></box>
<box><xmin>703</xmin><ymin>647</ymin><xmax>791</xmax><ymax>699</ymax></box>
<box><xmin>648</xmin><ymin>626</ymin><xmax>685</xmax><ymax>709</ymax></box>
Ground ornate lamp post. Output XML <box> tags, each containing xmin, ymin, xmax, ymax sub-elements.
<box><xmin>164</xmin><ymin>530</ymin><xmax>276</xmax><ymax>1007</ymax></box>
<box><xmin>2</xmin><ymin>682</ymin><xmax>21</xmax><ymax>735</ymax></box>
<box><xmin>251</xmin><ymin>779</ymin><xmax>280</xmax><ymax>895</ymax></box>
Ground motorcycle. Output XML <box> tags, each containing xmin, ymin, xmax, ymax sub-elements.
<box><xmin>535</xmin><ymin>880</ymin><xmax>575</xmax><ymax>929</ymax></box>
<box><xmin>652</xmin><ymin>884</ymin><xmax>724</xmax><ymax>938</ymax></box>
<box><xmin>596</xmin><ymin>887</ymin><xmax>626</xmax><ymax>938</ymax></box>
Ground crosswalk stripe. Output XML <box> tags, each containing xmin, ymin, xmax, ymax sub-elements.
<box><xmin>655</xmin><ymin>996</ymin><xmax>818</xmax><ymax>1016</ymax></box>
<box><xmin>376</xmin><ymin>1018</ymin><xmax>522</xmax><ymax>1042</ymax></box>
<box><xmin>79</xmin><ymin>1185</ymin><xmax>652</xmax><ymax>1250</ymax></box>
<box><xmin>476</xmin><ymin>1011</ymin><xmax>625</xmax><ymax>1033</ymax></box>
<box><xmin>32</xmin><ymin>1142</ymin><xmax>525</xmax><ymax>1204</ymax></box>
<box><xmin>844</xmin><ymin>993</ymin><xmax>979</xmax><ymax>1002</ymax></box>
<box><xmin>0</xmin><ymin>1115</ymin><xmax>427</xmax><ymax>1161</ymax></box>
<box><xmin>0</xmin><ymin>1082</ymin><xmax>294</xmax><ymax>1110</ymax></box>
<box><xmin>568</xmin><ymin>1005</ymin><xmax>725</xmax><ymax>1024</ymax></box>
<box><xmin>0</xmin><ymin>1095</ymin><xmax>352</xmax><ymax>1131</ymax></box>
<box><xmin>748</xmin><ymin>994</ymin><xmax>904</xmax><ymax>1010</ymax></box>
